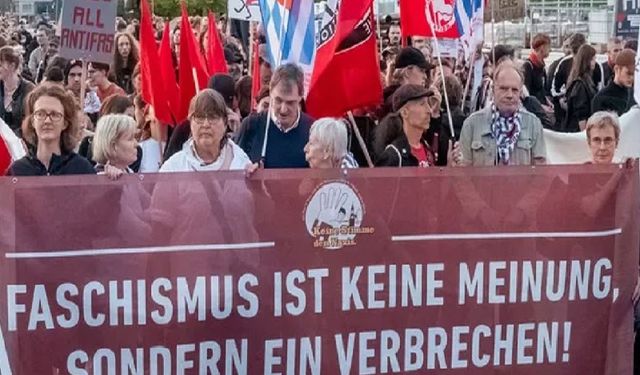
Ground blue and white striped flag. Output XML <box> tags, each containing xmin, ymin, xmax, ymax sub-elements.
<box><xmin>259</xmin><ymin>0</ymin><xmax>316</xmax><ymax>90</ymax></box>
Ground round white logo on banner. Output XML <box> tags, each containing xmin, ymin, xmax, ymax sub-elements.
<box><xmin>303</xmin><ymin>181</ymin><xmax>373</xmax><ymax>250</ymax></box>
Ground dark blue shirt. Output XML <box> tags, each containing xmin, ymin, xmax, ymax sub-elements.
<box><xmin>235</xmin><ymin>112</ymin><xmax>312</xmax><ymax>168</ymax></box>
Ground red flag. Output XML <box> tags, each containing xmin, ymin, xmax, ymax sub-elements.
<box><xmin>177</xmin><ymin>1</ymin><xmax>210</xmax><ymax>123</ymax></box>
<box><xmin>250</xmin><ymin>41</ymin><xmax>261</xmax><ymax>111</ymax></box>
<box><xmin>0</xmin><ymin>119</ymin><xmax>25</xmax><ymax>175</ymax></box>
<box><xmin>207</xmin><ymin>12</ymin><xmax>228</xmax><ymax>74</ymax></box>
<box><xmin>306</xmin><ymin>0</ymin><xmax>382</xmax><ymax>118</ymax></box>
<box><xmin>139</xmin><ymin>0</ymin><xmax>174</xmax><ymax>124</ymax></box>
<box><xmin>0</xmin><ymin>136</ymin><xmax>11</xmax><ymax>175</ymax></box>
<box><xmin>399</xmin><ymin>0</ymin><xmax>461</xmax><ymax>38</ymax></box>
<box><xmin>159</xmin><ymin>21</ymin><xmax>180</xmax><ymax>115</ymax></box>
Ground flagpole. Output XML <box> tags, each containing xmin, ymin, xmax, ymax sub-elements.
<box><xmin>79</xmin><ymin>59</ymin><xmax>88</xmax><ymax>110</ymax></box>
<box><xmin>461</xmin><ymin>52</ymin><xmax>474</xmax><ymax>116</ymax></box>
<box><xmin>424</xmin><ymin>10</ymin><xmax>455</xmax><ymax>139</ymax></box>
<box><xmin>261</xmin><ymin>2</ymin><xmax>291</xmax><ymax>165</ymax></box>
<box><xmin>347</xmin><ymin>111</ymin><xmax>374</xmax><ymax>168</ymax></box>
<box><xmin>491</xmin><ymin>0</ymin><xmax>496</xmax><ymax>66</ymax></box>
<box><xmin>249</xmin><ymin>22</ymin><xmax>255</xmax><ymax>75</ymax></box>
<box><xmin>375</xmin><ymin>0</ymin><xmax>383</xmax><ymax>57</ymax></box>
<box><xmin>192</xmin><ymin>68</ymin><xmax>200</xmax><ymax>93</ymax></box>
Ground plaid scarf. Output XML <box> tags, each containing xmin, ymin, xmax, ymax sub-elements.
<box><xmin>490</xmin><ymin>105</ymin><xmax>521</xmax><ymax>165</ymax></box>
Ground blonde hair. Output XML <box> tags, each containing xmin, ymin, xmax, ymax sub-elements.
<box><xmin>310</xmin><ymin>118</ymin><xmax>349</xmax><ymax>166</ymax></box>
<box><xmin>92</xmin><ymin>114</ymin><xmax>137</xmax><ymax>165</ymax></box>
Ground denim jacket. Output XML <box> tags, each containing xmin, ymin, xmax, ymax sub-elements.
<box><xmin>459</xmin><ymin>107</ymin><xmax>547</xmax><ymax>167</ymax></box>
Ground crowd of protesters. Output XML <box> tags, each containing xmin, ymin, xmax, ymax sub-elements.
<box><xmin>0</xmin><ymin>12</ymin><xmax>639</xmax><ymax>371</ymax></box>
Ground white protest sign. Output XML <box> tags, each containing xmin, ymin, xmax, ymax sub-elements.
<box><xmin>228</xmin><ymin>0</ymin><xmax>261</xmax><ymax>22</ymax></box>
<box><xmin>59</xmin><ymin>0</ymin><xmax>117</xmax><ymax>64</ymax></box>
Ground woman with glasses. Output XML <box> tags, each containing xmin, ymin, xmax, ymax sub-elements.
<box><xmin>160</xmin><ymin>89</ymin><xmax>251</xmax><ymax>172</ymax></box>
<box><xmin>8</xmin><ymin>82</ymin><xmax>95</xmax><ymax>176</ymax></box>
<box><xmin>585</xmin><ymin>111</ymin><xmax>621</xmax><ymax>164</ymax></box>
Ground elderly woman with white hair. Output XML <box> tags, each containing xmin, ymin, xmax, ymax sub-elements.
<box><xmin>585</xmin><ymin>111</ymin><xmax>621</xmax><ymax>164</ymax></box>
<box><xmin>92</xmin><ymin>114</ymin><xmax>139</xmax><ymax>176</ymax></box>
<box><xmin>304</xmin><ymin>118</ymin><xmax>358</xmax><ymax>169</ymax></box>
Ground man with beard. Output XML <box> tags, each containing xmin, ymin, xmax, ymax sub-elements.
<box><xmin>387</xmin><ymin>23</ymin><xmax>401</xmax><ymax>47</ymax></box>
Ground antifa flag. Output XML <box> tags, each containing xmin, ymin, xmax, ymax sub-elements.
<box><xmin>399</xmin><ymin>0</ymin><xmax>462</xmax><ymax>38</ymax></box>
<box><xmin>306</xmin><ymin>0</ymin><xmax>382</xmax><ymax>118</ymax></box>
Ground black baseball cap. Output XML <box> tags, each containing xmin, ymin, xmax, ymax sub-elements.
<box><xmin>394</xmin><ymin>47</ymin><xmax>433</xmax><ymax>71</ymax></box>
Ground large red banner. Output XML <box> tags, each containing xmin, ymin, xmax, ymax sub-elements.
<box><xmin>0</xmin><ymin>166</ymin><xmax>638</xmax><ymax>374</ymax></box>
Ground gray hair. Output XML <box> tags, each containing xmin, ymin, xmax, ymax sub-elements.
<box><xmin>92</xmin><ymin>114</ymin><xmax>137</xmax><ymax>165</ymax></box>
<box><xmin>310</xmin><ymin>118</ymin><xmax>349</xmax><ymax>166</ymax></box>
<box><xmin>586</xmin><ymin>111</ymin><xmax>621</xmax><ymax>143</ymax></box>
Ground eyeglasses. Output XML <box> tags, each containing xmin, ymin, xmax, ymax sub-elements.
<box><xmin>590</xmin><ymin>137</ymin><xmax>616</xmax><ymax>147</ymax></box>
<box><xmin>192</xmin><ymin>116</ymin><xmax>222</xmax><ymax>125</ymax></box>
<box><xmin>33</xmin><ymin>110</ymin><xmax>63</xmax><ymax>122</ymax></box>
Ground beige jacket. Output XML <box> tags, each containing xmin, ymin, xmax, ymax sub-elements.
<box><xmin>459</xmin><ymin>106</ymin><xmax>547</xmax><ymax>166</ymax></box>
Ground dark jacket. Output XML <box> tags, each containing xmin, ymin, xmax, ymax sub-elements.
<box><xmin>523</xmin><ymin>58</ymin><xmax>547</xmax><ymax>103</ymax></box>
<box><xmin>375</xmin><ymin>132</ymin><xmax>435</xmax><ymax>167</ymax></box>
<box><xmin>111</xmin><ymin>65</ymin><xmax>134</xmax><ymax>95</ymax></box>
<box><xmin>545</xmin><ymin>56</ymin><xmax>565</xmax><ymax>96</ymax></box>
<box><xmin>522</xmin><ymin>96</ymin><xmax>554</xmax><ymax>129</ymax></box>
<box><xmin>602</xmin><ymin>62</ymin><xmax>614</xmax><ymax>87</ymax></box>
<box><xmin>427</xmin><ymin>109</ymin><xmax>466</xmax><ymax>166</ymax></box>
<box><xmin>563</xmin><ymin>78</ymin><xmax>597</xmax><ymax>133</ymax></box>
<box><xmin>235</xmin><ymin>112</ymin><xmax>312</xmax><ymax>168</ymax></box>
<box><xmin>164</xmin><ymin>120</ymin><xmax>192</xmax><ymax>161</ymax></box>
<box><xmin>591</xmin><ymin>81</ymin><xmax>636</xmax><ymax>116</ymax></box>
<box><xmin>550</xmin><ymin>57</ymin><xmax>602</xmax><ymax>98</ymax></box>
<box><xmin>8</xmin><ymin>152</ymin><xmax>96</xmax><ymax>176</ymax></box>
<box><xmin>0</xmin><ymin>79</ymin><xmax>35</xmax><ymax>135</ymax></box>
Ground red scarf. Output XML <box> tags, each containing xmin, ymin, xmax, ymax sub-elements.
<box><xmin>529</xmin><ymin>52</ymin><xmax>545</xmax><ymax>68</ymax></box>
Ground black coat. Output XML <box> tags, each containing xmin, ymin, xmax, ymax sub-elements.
<box><xmin>523</xmin><ymin>59</ymin><xmax>547</xmax><ymax>103</ymax></box>
<box><xmin>591</xmin><ymin>81</ymin><xmax>636</xmax><ymax>116</ymax></box>
<box><xmin>563</xmin><ymin>78</ymin><xmax>597</xmax><ymax>133</ymax></box>
<box><xmin>8</xmin><ymin>152</ymin><xmax>96</xmax><ymax>176</ymax></box>
<box><xmin>376</xmin><ymin>132</ymin><xmax>435</xmax><ymax>168</ymax></box>
<box><xmin>522</xmin><ymin>96</ymin><xmax>554</xmax><ymax>129</ymax></box>
<box><xmin>0</xmin><ymin>79</ymin><xmax>35</xmax><ymax>135</ymax></box>
<box><xmin>602</xmin><ymin>62</ymin><xmax>614</xmax><ymax>87</ymax></box>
